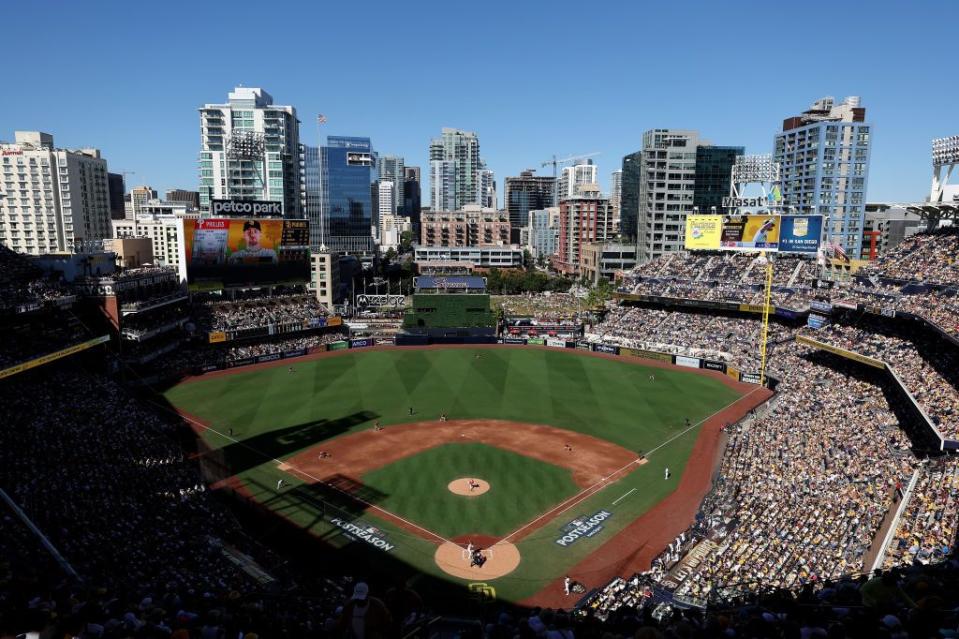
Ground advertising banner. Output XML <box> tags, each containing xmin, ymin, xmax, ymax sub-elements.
<box><xmin>775</xmin><ymin>308</ymin><xmax>799</xmax><ymax>320</ymax></box>
<box><xmin>227</xmin><ymin>357</ymin><xmax>254</xmax><ymax>368</ymax></box>
<box><xmin>740</xmin><ymin>372</ymin><xmax>762</xmax><ymax>384</ymax></box>
<box><xmin>720</xmin><ymin>214</ymin><xmax>781</xmax><ymax>251</ymax></box>
<box><xmin>350</xmin><ymin>338</ymin><xmax>374</xmax><ymax>349</ymax></box>
<box><xmin>810</xmin><ymin>300</ymin><xmax>833</xmax><ymax>314</ymax></box>
<box><xmin>527</xmin><ymin>337</ymin><xmax>546</xmax><ymax>345</ymax></box>
<box><xmin>675</xmin><ymin>355</ymin><xmax>701</xmax><ymax>369</ymax></box>
<box><xmin>593</xmin><ymin>343</ymin><xmax>619</xmax><ymax>355</ymax></box>
<box><xmin>327</xmin><ymin>316</ymin><xmax>343</xmax><ymax>327</ymax></box>
<box><xmin>183</xmin><ymin>218</ymin><xmax>310</xmax><ymax>286</ymax></box>
<box><xmin>795</xmin><ymin>335</ymin><xmax>886</xmax><ymax>369</ymax></box>
<box><xmin>208</xmin><ymin>331</ymin><xmax>227</xmax><ymax>344</ymax></box>
<box><xmin>807</xmin><ymin>314</ymin><xmax>828</xmax><ymax>329</ymax></box>
<box><xmin>504</xmin><ymin>336</ymin><xmax>527</xmax><ymax>345</ymax></box>
<box><xmin>576</xmin><ymin>341</ymin><xmax>592</xmax><ymax>350</ymax></box>
<box><xmin>0</xmin><ymin>335</ymin><xmax>111</xmax><ymax>380</ymax></box>
<box><xmin>546</xmin><ymin>337</ymin><xmax>566</xmax><ymax>348</ymax></box>
<box><xmin>255</xmin><ymin>353</ymin><xmax>282</xmax><ymax>364</ymax></box>
<box><xmin>739</xmin><ymin>304</ymin><xmax>766</xmax><ymax>314</ymax></box>
<box><xmin>283</xmin><ymin>348</ymin><xmax>308</xmax><ymax>358</ymax></box>
<box><xmin>328</xmin><ymin>340</ymin><xmax>349</xmax><ymax>351</ymax></box>
<box><xmin>727</xmin><ymin>366</ymin><xmax>740</xmax><ymax>380</ymax></box>
<box><xmin>684</xmin><ymin>215</ymin><xmax>723</xmax><ymax>250</ymax></box>
<box><xmin>621</xmin><ymin>347</ymin><xmax>673</xmax><ymax>363</ymax></box>
<box><xmin>779</xmin><ymin>215</ymin><xmax>823</xmax><ymax>254</ymax></box>
<box><xmin>703</xmin><ymin>360</ymin><xmax>727</xmax><ymax>373</ymax></box>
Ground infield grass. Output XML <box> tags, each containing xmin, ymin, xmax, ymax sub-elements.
<box><xmin>162</xmin><ymin>346</ymin><xmax>745</xmax><ymax>601</ymax></box>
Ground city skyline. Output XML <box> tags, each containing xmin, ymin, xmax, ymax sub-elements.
<box><xmin>2</xmin><ymin>1</ymin><xmax>956</xmax><ymax>205</ymax></box>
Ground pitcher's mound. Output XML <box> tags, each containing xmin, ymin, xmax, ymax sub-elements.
<box><xmin>448</xmin><ymin>478</ymin><xmax>490</xmax><ymax>496</ymax></box>
<box><xmin>434</xmin><ymin>540</ymin><xmax>520</xmax><ymax>580</ymax></box>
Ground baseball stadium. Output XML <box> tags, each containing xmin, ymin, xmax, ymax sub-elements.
<box><xmin>3</xmin><ymin>221</ymin><xmax>959</xmax><ymax>637</ymax></box>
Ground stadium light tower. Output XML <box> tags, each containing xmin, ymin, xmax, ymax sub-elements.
<box><xmin>729</xmin><ymin>155</ymin><xmax>782</xmax><ymax>211</ymax></box>
<box><xmin>931</xmin><ymin>135</ymin><xmax>959</xmax><ymax>203</ymax></box>
<box><xmin>225</xmin><ymin>130</ymin><xmax>266</xmax><ymax>201</ymax></box>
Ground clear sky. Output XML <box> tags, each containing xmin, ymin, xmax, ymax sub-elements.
<box><xmin>3</xmin><ymin>0</ymin><xmax>956</xmax><ymax>203</ymax></box>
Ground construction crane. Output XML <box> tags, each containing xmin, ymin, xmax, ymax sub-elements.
<box><xmin>541</xmin><ymin>152</ymin><xmax>600</xmax><ymax>179</ymax></box>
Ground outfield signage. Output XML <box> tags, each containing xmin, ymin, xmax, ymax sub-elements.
<box><xmin>350</xmin><ymin>338</ymin><xmax>374</xmax><ymax>348</ymax></box>
<box><xmin>328</xmin><ymin>340</ymin><xmax>349</xmax><ymax>351</ymax></box>
<box><xmin>555</xmin><ymin>510</ymin><xmax>613</xmax><ymax>547</ymax></box>
<box><xmin>546</xmin><ymin>337</ymin><xmax>566</xmax><ymax>348</ymax></box>
<box><xmin>592</xmin><ymin>343</ymin><xmax>619</xmax><ymax>355</ymax></box>
<box><xmin>675</xmin><ymin>355</ymin><xmax>700</xmax><ymax>369</ymax></box>
<box><xmin>328</xmin><ymin>517</ymin><xmax>395</xmax><ymax>552</ymax></box>
<box><xmin>684</xmin><ymin>214</ymin><xmax>822</xmax><ymax>253</ymax></box>
<box><xmin>504</xmin><ymin>336</ymin><xmax>527</xmax><ymax>345</ymax></box>
<box><xmin>739</xmin><ymin>372</ymin><xmax>762</xmax><ymax>384</ymax></box>
<box><xmin>703</xmin><ymin>360</ymin><xmax>727</xmax><ymax>373</ymax></box>
<box><xmin>621</xmin><ymin>347</ymin><xmax>672</xmax><ymax>363</ymax></box>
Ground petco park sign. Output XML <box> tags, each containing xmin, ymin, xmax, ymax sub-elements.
<box><xmin>555</xmin><ymin>510</ymin><xmax>613</xmax><ymax>547</ymax></box>
<box><xmin>211</xmin><ymin>199</ymin><xmax>283</xmax><ymax>216</ymax></box>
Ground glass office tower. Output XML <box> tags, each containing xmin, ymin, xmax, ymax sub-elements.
<box><xmin>320</xmin><ymin>136</ymin><xmax>377</xmax><ymax>253</ymax></box>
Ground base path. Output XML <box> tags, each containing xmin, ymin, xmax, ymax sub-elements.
<box><xmin>284</xmin><ymin>419</ymin><xmax>639</xmax><ymax>489</ymax></box>
<box><xmin>434</xmin><ymin>540</ymin><xmax>521</xmax><ymax>580</ymax></box>
<box><xmin>449</xmin><ymin>478</ymin><xmax>490</xmax><ymax>496</ymax></box>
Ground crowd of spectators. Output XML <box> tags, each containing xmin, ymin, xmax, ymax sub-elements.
<box><xmin>195</xmin><ymin>295</ymin><xmax>329</xmax><ymax>333</ymax></box>
<box><xmin>866</xmin><ymin>227</ymin><xmax>959</xmax><ymax>286</ymax></box>
<box><xmin>0</xmin><ymin>245</ymin><xmax>72</xmax><ymax>312</ymax></box>
<box><xmin>0</xmin><ymin>363</ymin><xmax>365</xmax><ymax>637</ymax></box>
<box><xmin>810</xmin><ymin>322</ymin><xmax>959</xmax><ymax>439</ymax></box>
<box><xmin>223</xmin><ymin>332</ymin><xmax>346</xmax><ymax>362</ymax></box>
<box><xmin>883</xmin><ymin>457</ymin><xmax>959</xmax><ymax>570</ymax></box>
<box><xmin>495</xmin><ymin>292</ymin><xmax>593</xmax><ymax>325</ymax></box>
<box><xmin>590</xmin><ymin>307</ymin><xmax>784</xmax><ymax>370</ymax></box>
<box><xmin>663</xmin><ymin>342</ymin><xmax>915</xmax><ymax>599</ymax></box>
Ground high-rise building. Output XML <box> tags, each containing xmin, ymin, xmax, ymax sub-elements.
<box><xmin>619</xmin><ymin>151</ymin><xmax>642</xmax><ymax>241</ymax></box>
<box><xmin>774</xmin><ymin>96</ymin><xmax>871</xmax><ymax>259</ymax></box>
<box><xmin>525</xmin><ymin>207</ymin><xmax>560</xmax><ymax>260</ymax></box>
<box><xmin>301</xmin><ymin>145</ymin><xmax>323</xmax><ymax>250</ymax></box>
<box><xmin>164</xmin><ymin>189</ymin><xmax>200</xmax><ymax>210</ymax></box>
<box><xmin>694</xmin><ymin>146</ymin><xmax>744</xmax><ymax>214</ymax></box>
<box><xmin>609</xmin><ymin>169</ymin><xmax>623</xmax><ymax>232</ymax></box>
<box><xmin>479</xmin><ymin>165</ymin><xmax>496</xmax><ymax>209</ymax></box>
<box><xmin>636</xmin><ymin>129</ymin><xmax>701</xmax><ymax>261</ymax></box>
<box><xmin>554</xmin><ymin>186</ymin><xmax>614</xmax><ymax>275</ymax></box>
<box><xmin>320</xmin><ymin>136</ymin><xmax>377</xmax><ymax>253</ymax></box>
<box><xmin>198</xmin><ymin>87</ymin><xmax>301</xmax><ymax>216</ymax></box>
<box><xmin>420</xmin><ymin>205</ymin><xmax>510</xmax><ymax>247</ymax></box>
<box><xmin>504</xmin><ymin>170</ymin><xmax>555</xmax><ymax>238</ymax></box>
<box><xmin>429</xmin><ymin>128</ymin><xmax>481</xmax><ymax>210</ymax></box>
<box><xmin>125</xmin><ymin>185</ymin><xmax>158</xmax><ymax>218</ymax></box>
<box><xmin>403</xmin><ymin>166</ymin><xmax>421</xmax><ymax>232</ymax></box>
<box><xmin>0</xmin><ymin>131</ymin><xmax>111</xmax><ymax>255</ymax></box>
<box><xmin>375</xmin><ymin>178</ymin><xmax>395</xmax><ymax>240</ymax></box>
<box><xmin>376</xmin><ymin>155</ymin><xmax>405</xmax><ymax>215</ymax></box>
<box><xmin>557</xmin><ymin>161</ymin><xmax>598</xmax><ymax>201</ymax></box>
<box><xmin>107</xmin><ymin>173</ymin><xmax>126</xmax><ymax>220</ymax></box>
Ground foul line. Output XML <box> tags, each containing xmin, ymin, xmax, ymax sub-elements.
<box><xmin>497</xmin><ymin>385</ymin><xmax>764</xmax><ymax>545</ymax></box>
<box><xmin>148</xmin><ymin>399</ymin><xmax>454</xmax><ymax>546</ymax></box>
<box><xmin>612</xmin><ymin>488</ymin><xmax>636</xmax><ymax>505</ymax></box>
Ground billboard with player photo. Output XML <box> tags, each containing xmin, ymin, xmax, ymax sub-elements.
<box><xmin>182</xmin><ymin>218</ymin><xmax>309</xmax><ymax>286</ymax></box>
<box><xmin>720</xmin><ymin>214</ymin><xmax>780</xmax><ymax>251</ymax></box>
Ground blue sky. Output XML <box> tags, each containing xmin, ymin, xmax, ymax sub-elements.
<box><xmin>3</xmin><ymin>0</ymin><xmax>956</xmax><ymax>203</ymax></box>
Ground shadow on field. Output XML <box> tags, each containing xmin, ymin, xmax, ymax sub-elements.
<box><xmin>211</xmin><ymin>411</ymin><xmax>378</xmax><ymax>476</ymax></box>
<box><xmin>247</xmin><ymin>475</ymin><xmax>390</xmax><ymax>545</ymax></box>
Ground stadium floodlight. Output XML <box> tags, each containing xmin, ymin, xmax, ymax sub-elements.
<box><xmin>731</xmin><ymin>155</ymin><xmax>780</xmax><ymax>186</ymax></box>
<box><xmin>932</xmin><ymin>135</ymin><xmax>959</xmax><ymax>168</ymax></box>
<box><xmin>226</xmin><ymin>130</ymin><xmax>266</xmax><ymax>161</ymax></box>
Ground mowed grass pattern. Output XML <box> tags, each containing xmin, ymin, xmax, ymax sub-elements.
<box><xmin>164</xmin><ymin>347</ymin><xmax>742</xmax><ymax>454</ymax></box>
<box><xmin>361</xmin><ymin>443</ymin><xmax>579</xmax><ymax>538</ymax></box>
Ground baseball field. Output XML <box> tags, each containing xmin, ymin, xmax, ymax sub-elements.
<box><xmin>162</xmin><ymin>345</ymin><xmax>767</xmax><ymax>605</ymax></box>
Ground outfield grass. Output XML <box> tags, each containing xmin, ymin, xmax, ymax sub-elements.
<box><xmin>361</xmin><ymin>443</ymin><xmax>580</xmax><ymax>538</ymax></box>
<box><xmin>162</xmin><ymin>346</ymin><xmax>745</xmax><ymax>601</ymax></box>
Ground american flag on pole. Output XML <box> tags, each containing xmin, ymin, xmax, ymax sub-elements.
<box><xmin>317</xmin><ymin>114</ymin><xmax>327</xmax><ymax>124</ymax></box>
<box><xmin>832</xmin><ymin>242</ymin><xmax>849</xmax><ymax>262</ymax></box>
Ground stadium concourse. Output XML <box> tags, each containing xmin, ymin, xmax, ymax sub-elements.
<box><xmin>0</xmin><ymin>231</ymin><xmax>958</xmax><ymax>637</ymax></box>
